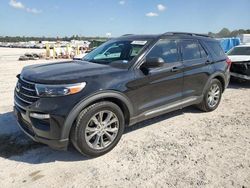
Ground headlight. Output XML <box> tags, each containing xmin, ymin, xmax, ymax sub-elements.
<box><xmin>35</xmin><ymin>82</ymin><xmax>86</xmax><ymax>97</ymax></box>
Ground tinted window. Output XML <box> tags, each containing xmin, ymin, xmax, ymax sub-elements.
<box><xmin>228</xmin><ymin>47</ymin><xmax>250</xmax><ymax>56</ymax></box>
<box><xmin>181</xmin><ymin>40</ymin><xmax>201</xmax><ymax>61</ymax></box>
<box><xmin>147</xmin><ymin>39</ymin><xmax>179</xmax><ymax>63</ymax></box>
<box><xmin>205</xmin><ymin>41</ymin><xmax>226</xmax><ymax>60</ymax></box>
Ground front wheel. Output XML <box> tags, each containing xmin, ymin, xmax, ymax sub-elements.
<box><xmin>197</xmin><ymin>79</ymin><xmax>223</xmax><ymax>112</ymax></box>
<box><xmin>71</xmin><ymin>101</ymin><xmax>125</xmax><ymax>157</ymax></box>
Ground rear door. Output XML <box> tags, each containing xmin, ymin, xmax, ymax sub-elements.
<box><xmin>179</xmin><ymin>39</ymin><xmax>212</xmax><ymax>98</ymax></box>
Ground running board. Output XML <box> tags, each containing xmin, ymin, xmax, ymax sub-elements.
<box><xmin>129</xmin><ymin>96</ymin><xmax>201</xmax><ymax>126</ymax></box>
<box><xmin>144</xmin><ymin>97</ymin><xmax>199</xmax><ymax>116</ymax></box>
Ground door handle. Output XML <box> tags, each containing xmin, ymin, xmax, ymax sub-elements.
<box><xmin>171</xmin><ymin>67</ymin><xmax>180</xmax><ymax>72</ymax></box>
<box><xmin>205</xmin><ymin>59</ymin><xmax>213</xmax><ymax>64</ymax></box>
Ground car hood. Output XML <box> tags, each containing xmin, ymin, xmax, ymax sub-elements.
<box><xmin>21</xmin><ymin>60</ymin><xmax>124</xmax><ymax>84</ymax></box>
<box><xmin>228</xmin><ymin>55</ymin><xmax>250</xmax><ymax>62</ymax></box>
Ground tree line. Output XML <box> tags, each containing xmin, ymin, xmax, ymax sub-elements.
<box><xmin>208</xmin><ymin>28</ymin><xmax>250</xmax><ymax>38</ymax></box>
<box><xmin>1</xmin><ymin>28</ymin><xmax>250</xmax><ymax>42</ymax></box>
<box><xmin>0</xmin><ymin>35</ymin><xmax>107</xmax><ymax>43</ymax></box>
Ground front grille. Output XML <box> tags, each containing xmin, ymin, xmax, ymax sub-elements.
<box><xmin>230</xmin><ymin>62</ymin><xmax>250</xmax><ymax>76</ymax></box>
<box><xmin>19</xmin><ymin>115</ymin><xmax>35</xmax><ymax>136</ymax></box>
<box><xmin>14</xmin><ymin>76</ymin><xmax>39</xmax><ymax>110</ymax></box>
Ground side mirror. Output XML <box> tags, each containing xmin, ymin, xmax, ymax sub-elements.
<box><xmin>142</xmin><ymin>57</ymin><xmax>165</xmax><ymax>68</ymax></box>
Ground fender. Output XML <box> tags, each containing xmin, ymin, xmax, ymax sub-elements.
<box><xmin>60</xmin><ymin>90</ymin><xmax>134</xmax><ymax>140</ymax></box>
<box><xmin>202</xmin><ymin>71</ymin><xmax>227</xmax><ymax>95</ymax></box>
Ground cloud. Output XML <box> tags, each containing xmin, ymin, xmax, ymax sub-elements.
<box><xmin>119</xmin><ymin>1</ymin><xmax>125</xmax><ymax>5</ymax></box>
<box><xmin>9</xmin><ymin>0</ymin><xmax>42</xmax><ymax>14</ymax></box>
<box><xmin>26</xmin><ymin>8</ymin><xmax>42</xmax><ymax>14</ymax></box>
<box><xmin>146</xmin><ymin>12</ymin><xmax>159</xmax><ymax>17</ymax></box>
<box><xmin>157</xmin><ymin>4</ymin><xmax>166</xmax><ymax>11</ymax></box>
<box><xmin>9</xmin><ymin>0</ymin><xmax>24</xmax><ymax>9</ymax></box>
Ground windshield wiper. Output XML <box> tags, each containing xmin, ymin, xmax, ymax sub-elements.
<box><xmin>85</xmin><ymin>59</ymin><xmax>109</xmax><ymax>64</ymax></box>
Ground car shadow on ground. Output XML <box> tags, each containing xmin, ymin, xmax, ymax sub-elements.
<box><xmin>0</xmin><ymin>107</ymin><xmax>201</xmax><ymax>164</ymax></box>
<box><xmin>0</xmin><ymin>112</ymin><xmax>89</xmax><ymax>163</ymax></box>
<box><xmin>228</xmin><ymin>79</ymin><xmax>250</xmax><ymax>89</ymax></box>
<box><xmin>0</xmin><ymin>81</ymin><xmax>248</xmax><ymax>164</ymax></box>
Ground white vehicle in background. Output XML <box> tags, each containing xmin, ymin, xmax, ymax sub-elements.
<box><xmin>227</xmin><ymin>44</ymin><xmax>250</xmax><ymax>80</ymax></box>
<box><xmin>238</xmin><ymin>34</ymin><xmax>250</xmax><ymax>44</ymax></box>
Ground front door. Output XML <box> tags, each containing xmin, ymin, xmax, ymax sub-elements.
<box><xmin>128</xmin><ymin>39</ymin><xmax>184</xmax><ymax>115</ymax></box>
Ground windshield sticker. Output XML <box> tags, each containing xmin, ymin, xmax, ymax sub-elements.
<box><xmin>131</xmin><ymin>41</ymin><xmax>147</xmax><ymax>45</ymax></box>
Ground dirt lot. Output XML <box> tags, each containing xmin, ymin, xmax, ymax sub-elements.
<box><xmin>0</xmin><ymin>47</ymin><xmax>249</xmax><ymax>187</ymax></box>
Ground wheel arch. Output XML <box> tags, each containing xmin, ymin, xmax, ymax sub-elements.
<box><xmin>214</xmin><ymin>75</ymin><xmax>225</xmax><ymax>92</ymax></box>
<box><xmin>61</xmin><ymin>91</ymin><xmax>133</xmax><ymax>140</ymax></box>
<box><xmin>202</xmin><ymin>72</ymin><xmax>227</xmax><ymax>95</ymax></box>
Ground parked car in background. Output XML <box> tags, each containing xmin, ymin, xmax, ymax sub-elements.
<box><xmin>227</xmin><ymin>44</ymin><xmax>250</xmax><ymax>81</ymax></box>
<box><xmin>19</xmin><ymin>53</ymin><xmax>40</xmax><ymax>61</ymax></box>
<box><xmin>14</xmin><ymin>32</ymin><xmax>230</xmax><ymax>157</ymax></box>
<box><xmin>18</xmin><ymin>55</ymin><xmax>30</xmax><ymax>61</ymax></box>
<box><xmin>29</xmin><ymin>53</ymin><xmax>40</xmax><ymax>60</ymax></box>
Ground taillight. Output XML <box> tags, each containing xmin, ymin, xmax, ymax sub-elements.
<box><xmin>226</xmin><ymin>57</ymin><xmax>232</xmax><ymax>68</ymax></box>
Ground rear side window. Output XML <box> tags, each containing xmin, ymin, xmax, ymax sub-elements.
<box><xmin>180</xmin><ymin>40</ymin><xmax>201</xmax><ymax>61</ymax></box>
<box><xmin>204</xmin><ymin>41</ymin><xmax>226</xmax><ymax>61</ymax></box>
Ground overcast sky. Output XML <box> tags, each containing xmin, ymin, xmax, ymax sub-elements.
<box><xmin>1</xmin><ymin>0</ymin><xmax>250</xmax><ymax>37</ymax></box>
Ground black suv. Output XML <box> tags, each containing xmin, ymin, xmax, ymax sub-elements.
<box><xmin>14</xmin><ymin>32</ymin><xmax>230</xmax><ymax>157</ymax></box>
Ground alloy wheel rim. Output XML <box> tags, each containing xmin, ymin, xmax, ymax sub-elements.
<box><xmin>85</xmin><ymin>110</ymin><xmax>119</xmax><ymax>150</ymax></box>
<box><xmin>207</xmin><ymin>84</ymin><xmax>220</xmax><ymax>108</ymax></box>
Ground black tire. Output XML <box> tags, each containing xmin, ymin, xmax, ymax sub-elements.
<box><xmin>197</xmin><ymin>79</ymin><xmax>223</xmax><ymax>112</ymax></box>
<box><xmin>71</xmin><ymin>101</ymin><xmax>125</xmax><ymax>157</ymax></box>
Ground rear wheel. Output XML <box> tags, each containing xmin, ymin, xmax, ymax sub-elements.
<box><xmin>197</xmin><ymin>79</ymin><xmax>222</xmax><ymax>112</ymax></box>
<box><xmin>71</xmin><ymin>101</ymin><xmax>125</xmax><ymax>157</ymax></box>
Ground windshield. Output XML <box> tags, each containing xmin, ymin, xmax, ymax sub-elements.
<box><xmin>228</xmin><ymin>47</ymin><xmax>250</xmax><ymax>56</ymax></box>
<box><xmin>83</xmin><ymin>39</ymin><xmax>149</xmax><ymax>67</ymax></box>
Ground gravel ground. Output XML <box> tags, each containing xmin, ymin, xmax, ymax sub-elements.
<box><xmin>0</xmin><ymin>47</ymin><xmax>249</xmax><ymax>187</ymax></box>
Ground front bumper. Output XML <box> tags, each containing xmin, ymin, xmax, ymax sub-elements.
<box><xmin>13</xmin><ymin>76</ymin><xmax>89</xmax><ymax>150</ymax></box>
<box><xmin>230</xmin><ymin>72</ymin><xmax>250</xmax><ymax>80</ymax></box>
<box><xmin>230</xmin><ymin>62</ymin><xmax>250</xmax><ymax>80</ymax></box>
<box><xmin>14</xmin><ymin>105</ymin><xmax>69</xmax><ymax>150</ymax></box>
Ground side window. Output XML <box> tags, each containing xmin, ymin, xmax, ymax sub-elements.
<box><xmin>199</xmin><ymin>44</ymin><xmax>207</xmax><ymax>58</ymax></box>
<box><xmin>204</xmin><ymin>41</ymin><xmax>226</xmax><ymax>61</ymax></box>
<box><xmin>181</xmin><ymin>40</ymin><xmax>201</xmax><ymax>61</ymax></box>
<box><xmin>146</xmin><ymin>39</ymin><xmax>179</xmax><ymax>63</ymax></box>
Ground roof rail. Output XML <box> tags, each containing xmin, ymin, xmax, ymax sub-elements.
<box><xmin>163</xmin><ymin>32</ymin><xmax>212</xmax><ymax>38</ymax></box>
<box><xmin>122</xmin><ymin>34</ymin><xmax>134</xmax><ymax>36</ymax></box>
